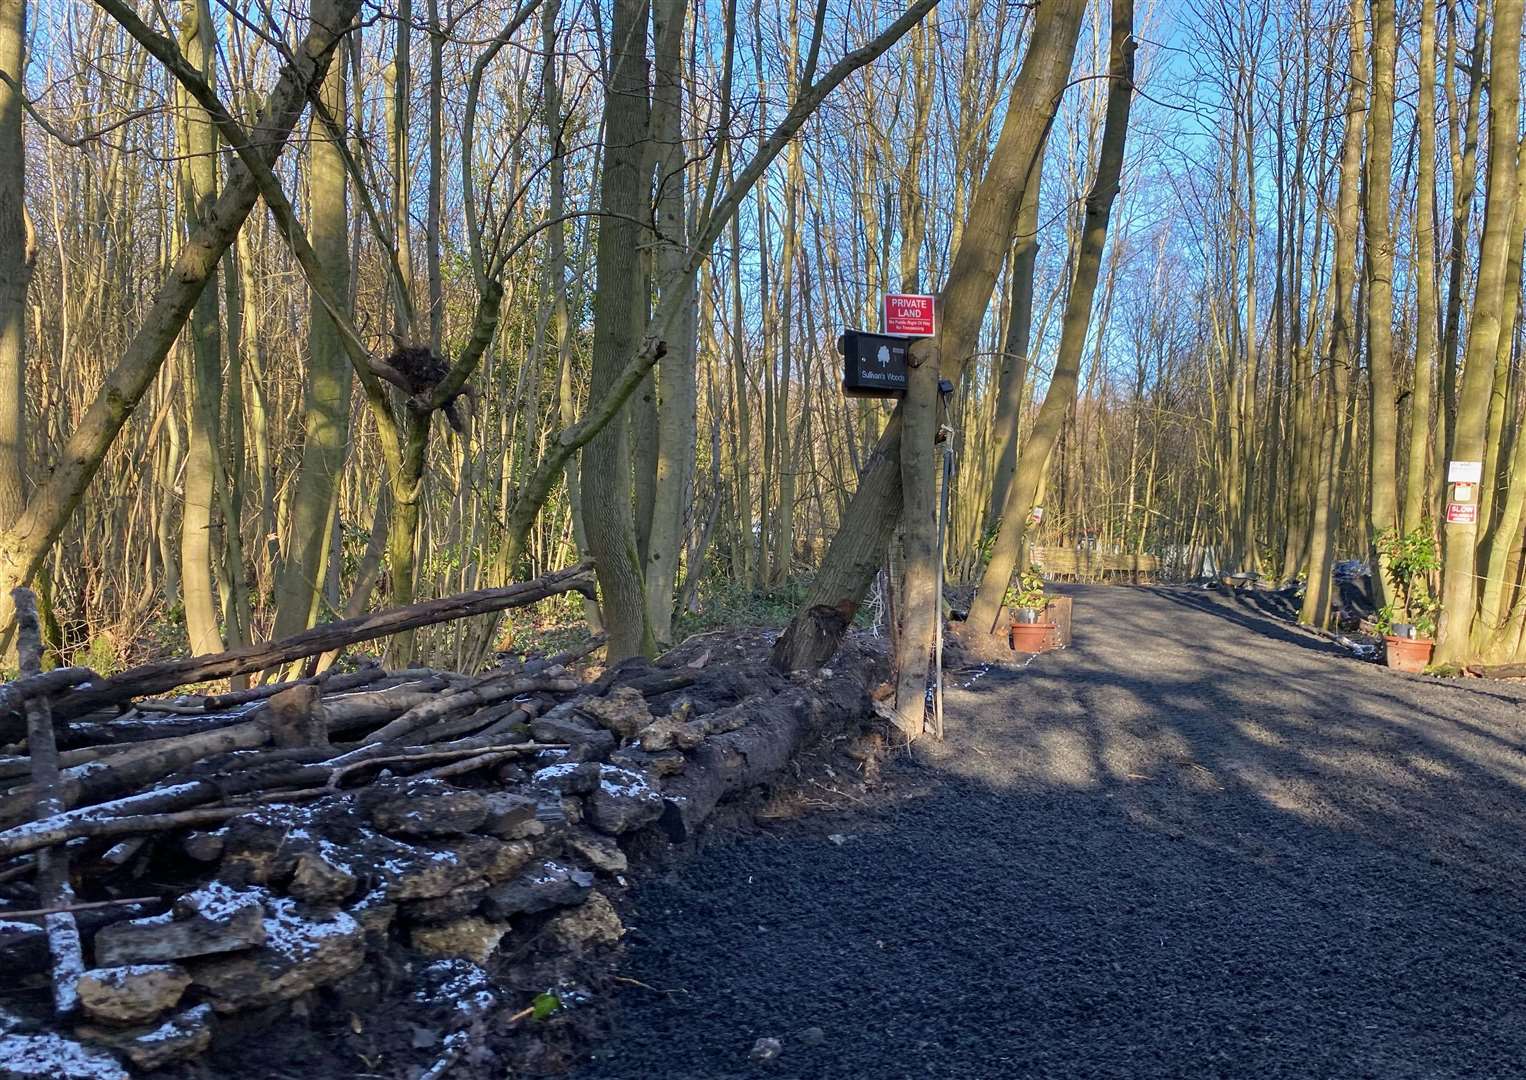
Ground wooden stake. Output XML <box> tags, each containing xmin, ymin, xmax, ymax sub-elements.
<box><xmin>13</xmin><ymin>586</ymin><xmax>83</xmax><ymax>1015</ymax></box>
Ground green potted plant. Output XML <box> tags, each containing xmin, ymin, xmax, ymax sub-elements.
<box><xmin>1003</xmin><ymin>566</ymin><xmax>1056</xmax><ymax>653</ymax></box>
<box><xmin>1004</xmin><ymin>565</ymin><xmax>1047</xmax><ymax>623</ymax></box>
<box><xmin>1375</xmin><ymin>527</ymin><xmax>1440</xmax><ymax>672</ymax></box>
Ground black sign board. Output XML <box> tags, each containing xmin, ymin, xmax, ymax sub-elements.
<box><xmin>840</xmin><ymin>330</ymin><xmax>915</xmax><ymax>397</ymax></box>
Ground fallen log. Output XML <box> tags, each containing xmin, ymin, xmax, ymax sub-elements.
<box><xmin>0</xmin><ymin>806</ymin><xmax>264</xmax><ymax>861</ymax></box>
<box><xmin>49</xmin><ymin>563</ymin><xmax>595</xmax><ymax>718</ymax></box>
<box><xmin>196</xmin><ymin>662</ymin><xmax>390</xmax><ymax>711</ymax></box>
<box><xmin>362</xmin><ymin>673</ymin><xmax>580</xmax><ymax>745</ymax></box>
<box><xmin>0</xmin><ymin>676</ymin><xmax>465</xmax><ymax>825</ymax></box>
<box><xmin>657</xmin><ymin>666</ymin><xmax>877</xmax><ymax>842</ymax></box>
<box><xmin>0</xmin><ymin>739</ymin><xmax>568</xmax><ymax>861</ymax></box>
<box><xmin>0</xmin><ymin>665</ymin><xmax>97</xmax><ymax>721</ymax></box>
<box><xmin>321</xmin><ymin>742</ymin><xmax>565</xmax><ymax>790</ymax></box>
<box><xmin>319</xmin><ymin>678</ymin><xmax>453</xmax><ymax>736</ymax></box>
<box><xmin>525</xmin><ymin>633</ymin><xmax>607</xmax><ymax>671</ymax></box>
<box><xmin>58</xmin><ymin>708</ymin><xmax>263</xmax><ymax>750</ymax></box>
<box><xmin>0</xmin><ymin>896</ymin><xmax>161</xmax><ymax>921</ymax></box>
<box><xmin>0</xmin><ymin>713</ymin><xmax>276</xmax><ymax>828</ymax></box>
<box><xmin>1465</xmin><ymin>662</ymin><xmax>1526</xmax><ymax>679</ymax></box>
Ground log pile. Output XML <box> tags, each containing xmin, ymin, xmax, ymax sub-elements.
<box><xmin>0</xmin><ymin>571</ymin><xmax>884</xmax><ymax>1077</ymax></box>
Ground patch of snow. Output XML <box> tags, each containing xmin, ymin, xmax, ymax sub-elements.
<box><xmin>532</xmin><ymin>763</ymin><xmax>581</xmax><ymax>781</ymax></box>
<box><xmin>315</xmin><ymin>839</ymin><xmax>357</xmax><ymax>875</ymax></box>
<box><xmin>347</xmin><ymin>886</ymin><xmax>389</xmax><ymax>913</ymax></box>
<box><xmin>260</xmin><ymin>895</ymin><xmax>358</xmax><ymax>961</ymax></box>
<box><xmin>597</xmin><ymin>766</ymin><xmax>651</xmax><ymax>799</ymax></box>
<box><xmin>178</xmin><ymin>880</ymin><xmax>265</xmax><ymax>923</ymax></box>
<box><xmin>83</xmin><ymin>963</ymin><xmax>178</xmax><ymax>987</ymax></box>
<box><xmin>0</xmin><ymin>1033</ymin><xmax>130</xmax><ymax>1080</ymax></box>
<box><xmin>411</xmin><ymin>959</ymin><xmax>494</xmax><ymax>1013</ymax></box>
<box><xmin>134</xmin><ymin>1004</ymin><xmax>211</xmax><ymax>1044</ymax></box>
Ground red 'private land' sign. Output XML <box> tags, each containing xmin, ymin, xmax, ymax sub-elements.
<box><xmin>884</xmin><ymin>293</ymin><xmax>936</xmax><ymax>336</ymax></box>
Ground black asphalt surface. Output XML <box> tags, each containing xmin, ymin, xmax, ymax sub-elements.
<box><xmin>575</xmin><ymin>586</ymin><xmax>1526</xmax><ymax>1080</ymax></box>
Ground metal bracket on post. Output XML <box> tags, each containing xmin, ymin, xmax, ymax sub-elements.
<box><xmin>932</xmin><ymin>378</ymin><xmax>955</xmax><ymax>739</ymax></box>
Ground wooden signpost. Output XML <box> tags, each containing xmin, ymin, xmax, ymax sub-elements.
<box><xmin>843</xmin><ymin>302</ymin><xmax>947</xmax><ymax>738</ymax></box>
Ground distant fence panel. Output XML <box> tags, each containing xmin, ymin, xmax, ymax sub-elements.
<box><xmin>1031</xmin><ymin>546</ymin><xmax>1160</xmax><ymax>584</ymax></box>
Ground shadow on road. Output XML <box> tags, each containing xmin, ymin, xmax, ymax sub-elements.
<box><xmin>574</xmin><ymin>584</ymin><xmax>1526</xmax><ymax>1080</ymax></box>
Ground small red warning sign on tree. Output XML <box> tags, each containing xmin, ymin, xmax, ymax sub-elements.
<box><xmin>883</xmin><ymin>293</ymin><xmax>936</xmax><ymax>336</ymax></box>
<box><xmin>1446</xmin><ymin>502</ymin><xmax>1478</xmax><ymax>525</ymax></box>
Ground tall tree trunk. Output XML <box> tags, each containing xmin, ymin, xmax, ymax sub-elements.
<box><xmin>986</xmin><ymin>146</ymin><xmax>1047</xmax><ymax>531</ymax></box>
<box><xmin>643</xmin><ymin>0</ymin><xmax>696</xmax><ymax>646</ymax></box>
<box><xmin>1437</xmin><ymin>0</ymin><xmax>1486</xmax><ymax>512</ymax></box>
<box><xmin>728</xmin><ymin>203</ymin><xmax>753</xmax><ymax>586</ymax></box>
<box><xmin>387</xmin><ymin>0</ymin><xmax>413</xmax><ymax>339</ymax></box>
<box><xmin>968</xmin><ymin>0</ymin><xmax>1136</xmax><ymax>636</ymax></box>
<box><xmin>425</xmin><ymin>0</ymin><xmax>444</xmax><ymax>353</ymax></box>
<box><xmin>177</xmin><ymin>0</ymin><xmax>226</xmax><ymax>656</ymax></box>
<box><xmin>1364</xmin><ymin>0</ymin><xmax>1398</xmax><ymax>605</ymax></box>
<box><xmin>0</xmin><ymin>0</ymin><xmax>28</xmax><ymax>537</ymax></box>
<box><xmin>219</xmin><ymin>218</ymin><xmax>249</xmax><ymax>661</ymax></box>
<box><xmin>540</xmin><ymin>0</ymin><xmax>601</xmax><ymax>633</ymax></box>
<box><xmin>1299</xmin><ymin>0</ymin><xmax>1367</xmax><ymax>628</ymax></box>
<box><xmin>1435</xmin><ymin>0</ymin><xmax>1524</xmax><ymax>664</ymax></box>
<box><xmin>582</xmin><ymin>0</ymin><xmax>655</xmax><ymax>660</ymax></box>
<box><xmin>1402</xmin><ymin>0</ymin><xmax>1438</xmax><ymax>536</ymax></box>
<box><xmin>271</xmin><ymin>29</ymin><xmax>353</xmax><ymax>639</ymax></box>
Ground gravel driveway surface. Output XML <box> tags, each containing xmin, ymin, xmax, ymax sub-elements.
<box><xmin>575</xmin><ymin>586</ymin><xmax>1526</xmax><ymax>1079</ymax></box>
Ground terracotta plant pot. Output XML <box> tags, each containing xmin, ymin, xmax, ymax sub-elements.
<box><xmin>1383</xmin><ymin>634</ymin><xmax>1433</xmax><ymax>673</ymax></box>
<box><xmin>1010</xmin><ymin>621</ymin><xmax>1058</xmax><ymax>654</ymax></box>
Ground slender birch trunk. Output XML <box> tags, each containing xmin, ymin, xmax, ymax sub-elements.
<box><xmin>177</xmin><ymin>0</ymin><xmax>225</xmax><ymax>655</ymax></box>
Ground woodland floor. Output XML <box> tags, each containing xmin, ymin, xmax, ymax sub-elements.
<box><xmin>572</xmin><ymin>584</ymin><xmax>1526</xmax><ymax>1080</ymax></box>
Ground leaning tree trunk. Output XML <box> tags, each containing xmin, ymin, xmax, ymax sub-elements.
<box><xmin>771</xmin><ymin>0</ymin><xmax>1087</xmax><ymax>671</ymax></box>
<box><xmin>967</xmin><ymin>0</ymin><xmax>1137</xmax><ymax>638</ymax></box>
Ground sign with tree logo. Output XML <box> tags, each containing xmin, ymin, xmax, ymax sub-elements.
<box><xmin>839</xmin><ymin>330</ymin><xmax>911</xmax><ymax>397</ymax></box>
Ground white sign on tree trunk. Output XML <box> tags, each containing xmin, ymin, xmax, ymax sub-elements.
<box><xmin>1448</xmin><ymin>460</ymin><xmax>1483</xmax><ymax>484</ymax></box>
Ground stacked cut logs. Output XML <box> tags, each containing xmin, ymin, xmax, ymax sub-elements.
<box><xmin>0</xmin><ymin>570</ymin><xmax>884</xmax><ymax>1077</ymax></box>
